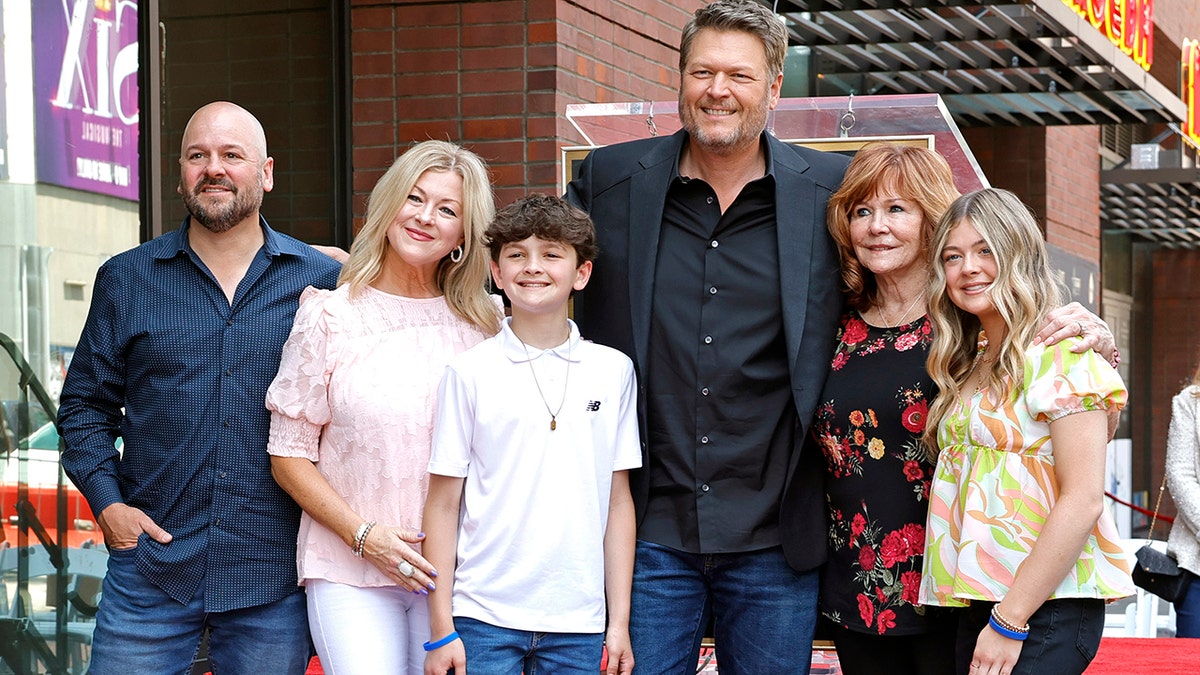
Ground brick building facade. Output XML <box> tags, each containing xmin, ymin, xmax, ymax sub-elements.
<box><xmin>138</xmin><ymin>0</ymin><xmax>1200</xmax><ymax>513</ymax></box>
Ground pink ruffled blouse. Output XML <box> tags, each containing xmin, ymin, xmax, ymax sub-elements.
<box><xmin>266</xmin><ymin>284</ymin><xmax>496</xmax><ymax>587</ymax></box>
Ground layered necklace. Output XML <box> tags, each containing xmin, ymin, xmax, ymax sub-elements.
<box><xmin>519</xmin><ymin>334</ymin><xmax>572</xmax><ymax>431</ymax></box>
<box><xmin>969</xmin><ymin>335</ymin><xmax>997</xmax><ymax>396</ymax></box>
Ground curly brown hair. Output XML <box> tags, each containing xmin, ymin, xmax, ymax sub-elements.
<box><xmin>486</xmin><ymin>193</ymin><xmax>598</xmax><ymax>265</ymax></box>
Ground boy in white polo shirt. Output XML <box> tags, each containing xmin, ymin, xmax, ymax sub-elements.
<box><xmin>423</xmin><ymin>194</ymin><xmax>639</xmax><ymax>675</ymax></box>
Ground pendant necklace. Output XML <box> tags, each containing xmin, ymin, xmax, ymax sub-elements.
<box><xmin>520</xmin><ymin>334</ymin><xmax>572</xmax><ymax>431</ymax></box>
<box><xmin>971</xmin><ymin>350</ymin><xmax>996</xmax><ymax>396</ymax></box>
<box><xmin>971</xmin><ymin>334</ymin><xmax>997</xmax><ymax>396</ymax></box>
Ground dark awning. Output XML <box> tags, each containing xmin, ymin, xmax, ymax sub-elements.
<box><xmin>777</xmin><ymin>0</ymin><xmax>1187</xmax><ymax>127</ymax></box>
<box><xmin>1101</xmin><ymin>168</ymin><xmax>1200</xmax><ymax>248</ymax></box>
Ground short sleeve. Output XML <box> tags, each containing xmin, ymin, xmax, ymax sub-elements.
<box><xmin>265</xmin><ymin>286</ymin><xmax>339</xmax><ymax>460</ymax></box>
<box><xmin>613</xmin><ymin>355</ymin><xmax>643</xmax><ymax>472</ymax></box>
<box><xmin>428</xmin><ymin>363</ymin><xmax>474</xmax><ymax>477</ymax></box>
<box><xmin>1023</xmin><ymin>339</ymin><xmax>1128</xmax><ymax>423</ymax></box>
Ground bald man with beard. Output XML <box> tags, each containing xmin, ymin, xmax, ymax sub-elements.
<box><xmin>59</xmin><ymin>101</ymin><xmax>341</xmax><ymax>674</ymax></box>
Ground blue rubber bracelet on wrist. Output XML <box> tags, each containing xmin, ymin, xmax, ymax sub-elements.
<box><xmin>988</xmin><ymin>615</ymin><xmax>1028</xmax><ymax>641</ymax></box>
<box><xmin>423</xmin><ymin>631</ymin><xmax>460</xmax><ymax>652</ymax></box>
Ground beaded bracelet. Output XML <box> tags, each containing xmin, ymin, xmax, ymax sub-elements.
<box><xmin>352</xmin><ymin>520</ymin><xmax>376</xmax><ymax>558</ymax></box>
<box><xmin>423</xmin><ymin>631</ymin><xmax>459</xmax><ymax>652</ymax></box>
<box><xmin>989</xmin><ymin>606</ymin><xmax>1029</xmax><ymax>641</ymax></box>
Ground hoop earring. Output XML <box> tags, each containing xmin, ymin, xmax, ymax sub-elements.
<box><xmin>450</xmin><ymin>245</ymin><xmax>464</xmax><ymax>263</ymax></box>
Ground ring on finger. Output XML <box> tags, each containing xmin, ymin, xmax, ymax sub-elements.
<box><xmin>1075</xmin><ymin>320</ymin><xmax>1084</xmax><ymax>336</ymax></box>
<box><xmin>398</xmin><ymin>560</ymin><xmax>416</xmax><ymax>577</ymax></box>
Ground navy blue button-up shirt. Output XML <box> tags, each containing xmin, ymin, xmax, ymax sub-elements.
<box><xmin>59</xmin><ymin>217</ymin><xmax>340</xmax><ymax>611</ymax></box>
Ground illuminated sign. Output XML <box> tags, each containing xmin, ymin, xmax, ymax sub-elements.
<box><xmin>1061</xmin><ymin>0</ymin><xmax>1154</xmax><ymax>71</ymax></box>
<box><xmin>32</xmin><ymin>0</ymin><xmax>138</xmax><ymax>201</ymax></box>
<box><xmin>1186</xmin><ymin>39</ymin><xmax>1200</xmax><ymax>147</ymax></box>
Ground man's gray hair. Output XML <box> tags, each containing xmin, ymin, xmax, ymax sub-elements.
<box><xmin>679</xmin><ymin>0</ymin><xmax>788</xmax><ymax>79</ymax></box>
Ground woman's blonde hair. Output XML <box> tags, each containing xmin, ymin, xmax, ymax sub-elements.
<box><xmin>826</xmin><ymin>142</ymin><xmax>961</xmax><ymax>312</ymax></box>
<box><xmin>338</xmin><ymin>140</ymin><xmax>500</xmax><ymax>334</ymax></box>
<box><xmin>923</xmin><ymin>188</ymin><xmax>1064</xmax><ymax>450</ymax></box>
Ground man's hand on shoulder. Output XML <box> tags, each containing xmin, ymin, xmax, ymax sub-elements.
<box><xmin>97</xmin><ymin>502</ymin><xmax>173</xmax><ymax>550</ymax></box>
<box><xmin>311</xmin><ymin>244</ymin><xmax>349</xmax><ymax>264</ymax></box>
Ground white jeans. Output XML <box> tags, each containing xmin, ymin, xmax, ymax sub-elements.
<box><xmin>306</xmin><ymin>578</ymin><xmax>430</xmax><ymax>675</ymax></box>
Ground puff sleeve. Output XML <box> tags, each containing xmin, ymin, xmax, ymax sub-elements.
<box><xmin>1023</xmin><ymin>340</ymin><xmax>1127</xmax><ymax>423</ymax></box>
<box><xmin>265</xmin><ymin>286</ymin><xmax>339</xmax><ymax>461</ymax></box>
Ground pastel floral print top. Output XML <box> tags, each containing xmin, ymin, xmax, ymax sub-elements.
<box><xmin>919</xmin><ymin>337</ymin><xmax>1135</xmax><ymax>606</ymax></box>
<box><xmin>813</xmin><ymin>311</ymin><xmax>937</xmax><ymax>636</ymax></box>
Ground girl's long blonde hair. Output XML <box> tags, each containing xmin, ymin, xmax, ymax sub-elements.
<box><xmin>923</xmin><ymin>188</ymin><xmax>1064</xmax><ymax>450</ymax></box>
<box><xmin>338</xmin><ymin>140</ymin><xmax>500</xmax><ymax>335</ymax></box>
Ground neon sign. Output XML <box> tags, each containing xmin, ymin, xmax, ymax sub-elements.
<box><xmin>1061</xmin><ymin>0</ymin><xmax>1154</xmax><ymax>71</ymax></box>
<box><xmin>1185</xmin><ymin>39</ymin><xmax>1200</xmax><ymax>147</ymax></box>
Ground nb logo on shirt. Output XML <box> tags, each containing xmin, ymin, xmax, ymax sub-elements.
<box><xmin>585</xmin><ymin>401</ymin><xmax>601</xmax><ymax>412</ymax></box>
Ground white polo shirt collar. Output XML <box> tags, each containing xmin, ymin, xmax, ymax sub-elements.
<box><xmin>497</xmin><ymin>317</ymin><xmax>583</xmax><ymax>364</ymax></box>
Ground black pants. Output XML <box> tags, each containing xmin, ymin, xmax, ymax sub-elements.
<box><xmin>954</xmin><ymin>599</ymin><xmax>1105</xmax><ymax>675</ymax></box>
<box><xmin>826</xmin><ymin>613</ymin><xmax>957</xmax><ymax>675</ymax></box>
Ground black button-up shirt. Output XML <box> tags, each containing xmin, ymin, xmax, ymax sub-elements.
<box><xmin>640</xmin><ymin>160</ymin><xmax>796</xmax><ymax>553</ymax></box>
<box><xmin>59</xmin><ymin>218</ymin><xmax>341</xmax><ymax>611</ymax></box>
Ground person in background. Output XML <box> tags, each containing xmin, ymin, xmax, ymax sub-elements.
<box><xmin>1166</xmin><ymin>359</ymin><xmax>1200</xmax><ymax>638</ymax></box>
<box><xmin>266</xmin><ymin>140</ymin><xmax>501</xmax><ymax>673</ymax></box>
<box><xmin>423</xmin><ymin>194</ymin><xmax>639</xmax><ymax>675</ymax></box>
<box><xmin>57</xmin><ymin>101</ymin><xmax>341</xmax><ymax>673</ymax></box>
<box><xmin>817</xmin><ymin>143</ymin><xmax>1117</xmax><ymax>675</ymax></box>
<box><xmin>919</xmin><ymin>188</ymin><xmax>1133</xmax><ymax>675</ymax></box>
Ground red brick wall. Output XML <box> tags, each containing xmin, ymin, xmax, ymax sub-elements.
<box><xmin>1044</xmin><ymin>125</ymin><xmax>1101</xmax><ymax>262</ymax></box>
<box><xmin>348</xmin><ymin>0</ymin><xmax>701</xmax><ymax>229</ymax></box>
<box><xmin>961</xmin><ymin>125</ymin><xmax>1100</xmax><ymax>265</ymax></box>
<box><xmin>1145</xmin><ymin>250</ymin><xmax>1200</xmax><ymax>511</ymax></box>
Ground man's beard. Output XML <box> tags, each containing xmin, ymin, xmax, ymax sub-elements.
<box><xmin>678</xmin><ymin>94</ymin><xmax>770</xmax><ymax>156</ymax></box>
<box><xmin>182</xmin><ymin>177</ymin><xmax>262</xmax><ymax>233</ymax></box>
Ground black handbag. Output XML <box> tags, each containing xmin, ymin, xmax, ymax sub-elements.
<box><xmin>1131</xmin><ymin>474</ymin><xmax>1192</xmax><ymax>603</ymax></box>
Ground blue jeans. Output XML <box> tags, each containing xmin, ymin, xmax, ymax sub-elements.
<box><xmin>628</xmin><ymin>541</ymin><xmax>819</xmax><ymax>675</ymax></box>
<box><xmin>453</xmin><ymin>616</ymin><xmax>603</xmax><ymax>675</ymax></box>
<box><xmin>1173</xmin><ymin>571</ymin><xmax>1200</xmax><ymax>637</ymax></box>
<box><xmin>89</xmin><ymin>546</ymin><xmax>310</xmax><ymax>675</ymax></box>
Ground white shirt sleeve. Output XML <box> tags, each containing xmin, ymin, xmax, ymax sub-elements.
<box><xmin>428</xmin><ymin>363</ymin><xmax>474</xmax><ymax>477</ymax></box>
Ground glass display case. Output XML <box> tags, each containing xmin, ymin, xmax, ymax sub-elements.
<box><xmin>562</xmin><ymin>93</ymin><xmax>987</xmax><ymax>196</ymax></box>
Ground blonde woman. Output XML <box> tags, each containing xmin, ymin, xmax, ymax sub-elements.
<box><xmin>265</xmin><ymin>141</ymin><xmax>502</xmax><ymax>673</ymax></box>
<box><xmin>919</xmin><ymin>188</ymin><xmax>1133</xmax><ymax>675</ymax></box>
<box><xmin>1166</xmin><ymin>359</ymin><xmax>1200</xmax><ymax>637</ymax></box>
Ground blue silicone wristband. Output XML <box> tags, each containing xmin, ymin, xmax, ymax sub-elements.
<box><xmin>988</xmin><ymin>615</ymin><xmax>1028</xmax><ymax>641</ymax></box>
<box><xmin>423</xmin><ymin>631</ymin><xmax>460</xmax><ymax>652</ymax></box>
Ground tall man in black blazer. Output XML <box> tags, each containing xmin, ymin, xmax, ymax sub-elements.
<box><xmin>566</xmin><ymin>1</ymin><xmax>849</xmax><ymax>673</ymax></box>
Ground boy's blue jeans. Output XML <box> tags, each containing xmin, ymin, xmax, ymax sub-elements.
<box><xmin>454</xmin><ymin>615</ymin><xmax>604</xmax><ymax>675</ymax></box>
<box><xmin>89</xmin><ymin>546</ymin><xmax>311</xmax><ymax>675</ymax></box>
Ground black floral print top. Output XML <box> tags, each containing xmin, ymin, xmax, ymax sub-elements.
<box><xmin>813</xmin><ymin>310</ymin><xmax>937</xmax><ymax>636</ymax></box>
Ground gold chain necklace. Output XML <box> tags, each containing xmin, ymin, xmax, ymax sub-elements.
<box><xmin>519</xmin><ymin>334</ymin><xmax>572</xmax><ymax>431</ymax></box>
<box><xmin>971</xmin><ymin>349</ymin><xmax>997</xmax><ymax>396</ymax></box>
<box><xmin>876</xmin><ymin>293</ymin><xmax>924</xmax><ymax>328</ymax></box>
